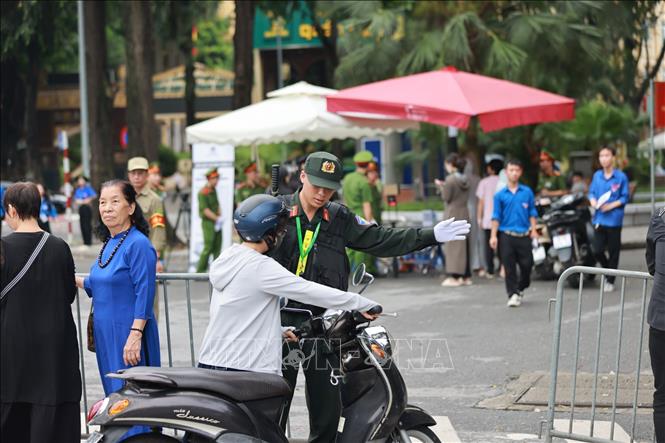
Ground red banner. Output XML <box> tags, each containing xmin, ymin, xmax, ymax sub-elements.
<box><xmin>656</xmin><ymin>81</ymin><xmax>665</xmax><ymax>129</ymax></box>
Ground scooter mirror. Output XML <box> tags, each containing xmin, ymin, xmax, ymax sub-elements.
<box><xmin>351</xmin><ymin>263</ymin><xmax>366</xmax><ymax>287</ymax></box>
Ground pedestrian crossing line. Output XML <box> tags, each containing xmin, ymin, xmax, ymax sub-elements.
<box><xmin>431</xmin><ymin>415</ymin><xmax>462</xmax><ymax>442</ymax></box>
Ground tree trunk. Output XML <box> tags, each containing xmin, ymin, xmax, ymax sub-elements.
<box><xmin>22</xmin><ymin>40</ymin><xmax>41</xmax><ymax>182</ymax></box>
<box><xmin>233</xmin><ymin>0</ymin><xmax>255</xmax><ymax>109</ymax></box>
<box><xmin>0</xmin><ymin>58</ymin><xmax>26</xmax><ymax>180</ymax></box>
<box><xmin>84</xmin><ymin>1</ymin><xmax>114</xmax><ymax>188</ymax></box>
<box><xmin>184</xmin><ymin>35</ymin><xmax>196</xmax><ymax>126</ymax></box>
<box><xmin>124</xmin><ymin>0</ymin><xmax>158</xmax><ymax>161</ymax></box>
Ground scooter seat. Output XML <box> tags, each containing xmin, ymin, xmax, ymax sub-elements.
<box><xmin>111</xmin><ymin>366</ymin><xmax>291</xmax><ymax>402</ymax></box>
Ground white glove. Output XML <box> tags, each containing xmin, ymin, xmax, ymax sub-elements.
<box><xmin>433</xmin><ymin>217</ymin><xmax>471</xmax><ymax>243</ymax></box>
<box><xmin>214</xmin><ymin>216</ymin><xmax>224</xmax><ymax>232</ymax></box>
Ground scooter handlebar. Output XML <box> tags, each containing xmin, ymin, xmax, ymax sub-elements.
<box><xmin>367</xmin><ymin>305</ymin><xmax>383</xmax><ymax>315</ymax></box>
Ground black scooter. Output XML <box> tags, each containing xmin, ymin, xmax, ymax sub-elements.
<box><xmin>533</xmin><ymin>192</ymin><xmax>596</xmax><ymax>287</ymax></box>
<box><xmin>86</xmin><ymin>265</ymin><xmax>441</xmax><ymax>443</ymax></box>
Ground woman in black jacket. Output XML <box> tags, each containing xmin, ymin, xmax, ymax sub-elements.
<box><xmin>1</xmin><ymin>182</ymin><xmax>81</xmax><ymax>443</ymax></box>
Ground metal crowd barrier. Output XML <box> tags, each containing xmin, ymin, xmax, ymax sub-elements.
<box><xmin>542</xmin><ymin>266</ymin><xmax>655</xmax><ymax>443</ymax></box>
<box><xmin>74</xmin><ymin>272</ymin><xmax>212</xmax><ymax>436</ymax></box>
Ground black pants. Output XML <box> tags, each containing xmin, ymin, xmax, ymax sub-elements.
<box><xmin>281</xmin><ymin>338</ymin><xmax>341</xmax><ymax>443</ymax></box>
<box><xmin>1</xmin><ymin>401</ymin><xmax>80</xmax><ymax>443</ymax></box>
<box><xmin>499</xmin><ymin>233</ymin><xmax>533</xmax><ymax>297</ymax></box>
<box><xmin>592</xmin><ymin>225</ymin><xmax>621</xmax><ymax>284</ymax></box>
<box><xmin>483</xmin><ymin>229</ymin><xmax>500</xmax><ymax>275</ymax></box>
<box><xmin>650</xmin><ymin>327</ymin><xmax>665</xmax><ymax>442</ymax></box>
<box><xmin>79</xmin><ymin>204</ymin><xmax>93</xmax><ymax>245</ymax></box>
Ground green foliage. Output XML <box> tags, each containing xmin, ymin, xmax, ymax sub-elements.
<box><xmin>535</xmin><ymin>101</ymin><xmax>643</xmax><ymax>155</ymax></box>
<box><xmin>105</xmin><ymin>2</ymin><xmax>127</xmax><ymax>68</ymax></box>
<box><xmin>158</xmin><ymin>145</ymin><xmax>178</xmax><ymax>177</ymax></box>
<box><xmin>195</xmin><ymin>16</ymin><xmax>233</xmax><ymax>71</ymax></box>
<box><xmin>1</xmin><ymin>1</ymin><xmax>78</xmax><ymax>70</ymax></box>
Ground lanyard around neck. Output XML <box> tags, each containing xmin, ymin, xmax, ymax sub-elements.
<box><xmin>295</xmin><ymin>217</ymin><xmax>321</xmax><ymax>260</ymax></box>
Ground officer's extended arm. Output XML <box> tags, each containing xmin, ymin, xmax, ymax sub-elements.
<box><xmin>345</xmin><ymin>219</ymin><xmax>437</xmax><ymax>257</ymax></box>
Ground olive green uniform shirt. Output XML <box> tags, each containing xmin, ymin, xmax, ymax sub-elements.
<box><xmin>199</xmin><ymin>186</ymin><xmax>220</xmax><ymax>220</ymax></box>
<box><xmin>369</xmin><ymin>183</ymin><xmax>383</xmax><ymax>225</ymax></box>
<box><xmin>537</xmin><ymin>172</ymin><xmax>567</xmax><ymax>194</ymax></box>
<box><xmin>136</xmin><ymin>187</ymin><xmax>166</xmax><ymax>255</ymax></box>
<box><xmin>235</xmin><ymin>183</ymin><xmax>265</xmax><ymax>204</ymax></box>
<box><xmin>342</xmin><ymin>171</ymin><xmax>373</xmax><ymax>217</ymax></box>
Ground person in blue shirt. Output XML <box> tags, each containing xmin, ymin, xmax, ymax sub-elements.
<box><xmin>73</xmin><ymin>175</ymin><xmax>97</xmax><ymax>246</ymax></box>
<box><xmin>0</xmin><ymin>185</ymin><xmax>5</xmax><ymax>220</ymax></box>
<box><xmin>490</xmin><ymin>159</ymin><xmax>538</xmax><ymax>308</ymax></box>
<box><xmin>588</xmin><ymin>146</ymin><xmax>629</xmax><ymax>293</ymax></box>
<box><xmin>36</xmin><ymin>183</ymin><xmax>57</xmax><ymax>233</ymax></box>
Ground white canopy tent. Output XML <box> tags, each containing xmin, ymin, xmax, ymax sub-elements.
<box><xmin>185</xmin><ymin>81</ymin><xmax>417</xmax><ymax>145</ymax></box>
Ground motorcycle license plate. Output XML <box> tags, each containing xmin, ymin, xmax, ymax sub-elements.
<box><xmin>553</xmin><ymin>233</ymin><xmax>572</xmax><ymax>249</ymax></box>
<box><xmin>86</xmin><ymin>432</ymin><xmax>104</xmax><ymax>443</ymax></box>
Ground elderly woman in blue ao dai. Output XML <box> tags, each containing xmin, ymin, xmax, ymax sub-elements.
<box><xmin>75</xmin><ymin>180</ymin><xmax>161</xmax><ymax>395</ymax></box>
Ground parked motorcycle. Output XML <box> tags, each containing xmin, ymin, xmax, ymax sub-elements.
<box><xmin>532</xmin><ymin>192</ymin><xmax>596</xmax><ymax>288</ymax></box>
<box><xmin>86</xmin><ymin>265</ymin><xmax>441</xmax><ymax>443</ymax></box>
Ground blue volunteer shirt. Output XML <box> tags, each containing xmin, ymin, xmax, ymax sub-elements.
<box><xmin>74</xmin><ymin>184</ymin><xmax>97</xmax><ymax>201</ymax></box>
<box><xmin>588</xmin><ymin>168</ymin><xmax>629</xmax><ymax>227</ymax></box>
<box><xmin>492</xmin><ymin>184</ymin><xmax>537</xmax><ymax>233</ymax></box>
<box><xmin>40</xmin><ymin>198</ymin><xmax>57</xmax><ymax>220</ymax></box>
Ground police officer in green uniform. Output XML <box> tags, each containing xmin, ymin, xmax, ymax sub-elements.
<box><xmin>235</xmin><ymin>162</ymin><xmax>268</xmax><ymax>204</ymax></box>
<box><xmin>272</xmin><ymin>152</ymin><xmax>471</xmax><ymax>442</ymax></box>
<box><xmin>197</xmin><ymin>168</ymin><xmax>222</xmax><ymax>272</ymax></box>
<box><xmin>537</xmin><ymin>150</ymin><xmax>568</xmax><ymax>198</ymax></box>
<box><xmin>342</xmin><ymin>151</ymin><xmax>375</xmax><ymax>271</ymax></box>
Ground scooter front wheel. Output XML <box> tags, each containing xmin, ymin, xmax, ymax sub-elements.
<box><xmin>393</xmin><ymin>425</ymin><xmax>442</xmax><ymax>443</ymax></box>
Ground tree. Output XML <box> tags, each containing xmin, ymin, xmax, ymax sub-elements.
<box><xmin>232</xmin><ymin>0</ymin><xmax>256</xmax><ymax>109</ymax></box>
<box><xmin>154</xmin><ymin>1</ymin><xmax>217</xmax><ymax>127</ymax></box>
<box><xmin>328</xmin><ymin>1</ymin><xmax>661</xmax><ymax>180</ymax></box>
<box><xmin>83</xmin><ymin>1</ymin><xmax>114</xmax><ymax>188</ymax></box>
<box><xmin>1</xmin><ymin>0</ymin><xmax>77</xmax><ymax>181</ymax></box>
<box><xmin>123</xmin><ymin>0</ymin><xmax>158</xmax><ymax>161</ymax></box>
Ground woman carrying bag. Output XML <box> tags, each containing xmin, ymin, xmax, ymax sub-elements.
<box><xmin>1</xmin><ymin>182</ymin><xmax>81</xmax><ymax>443</ymax></box>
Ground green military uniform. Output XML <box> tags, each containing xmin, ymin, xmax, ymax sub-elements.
<box><xmin>235</xmin><ymin>162</ymin><xmax>267</xmax><ymax>205</ymax></box>
<box><xmin>537</xmin><ymin>172</ymin><xmax>567</xmax><ymax>195</ymax></box>
<box><xmin>272</xmin><ymin>152</ymin><xmax>437</xmax><ymax>442</ymax></box>
<box><xmin>369</xmin><ymin>181</ymin><xmax>383</xmax><ymax>225</ymax></box>
<box><xmin>197</xmin><ymin>169</ymin><xmax>222</xmax><ymax>272</ymax></box>
<box><xmin>235</xmin><ymin>183</ymin><xmax>265</xmax><ymax>203</ymax></box>
<box><xmin>342</xmin><ymin>151</ymin><xmax>376</xmax><ymax>272</ymax></box>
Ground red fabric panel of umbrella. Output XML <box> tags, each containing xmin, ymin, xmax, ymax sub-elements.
<box><xmin>326</xmin><ymin>67</ymin><xmax>575</xmax><ymax>132</ymax></box>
